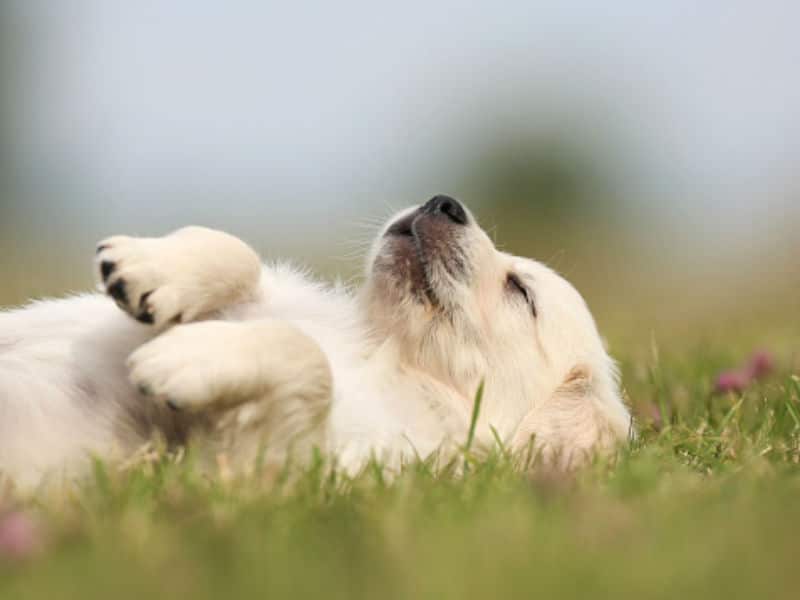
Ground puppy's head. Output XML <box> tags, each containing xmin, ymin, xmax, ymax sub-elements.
<box><xmin>363</xmin><ymin>195</ymin><xmax>629</xmax><ymax>445</ymax></box>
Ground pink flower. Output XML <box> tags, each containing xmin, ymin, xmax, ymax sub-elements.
<box><xmin>714</xmin><ymin>370</ymin><xmax>751</xmax><ymax>394</ymax></box>
<box><xmin>713</xmin><ymin>350</ymin><xmax>776</xmax><ymax>395</ymax></box>
<box><xmin>747</xmin><ymin>351</ymin><xmax>775</xmax><ymax>380</ymax></box>
<box><xmin>0</xmin><ymin>510</ymin><xmax>43</xmax><ymax>562</ymax></box>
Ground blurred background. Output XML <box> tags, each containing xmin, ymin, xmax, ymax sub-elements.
<box><xmin>1</xmin><ymin>1</ymin><xmax>798</xmax><ymax>350</ymax></box>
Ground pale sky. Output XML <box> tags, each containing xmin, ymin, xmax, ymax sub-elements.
<box><xmin>4</xmin><ymin>1</ymin><xmax>799</xmax><ymax>242</ymax></box>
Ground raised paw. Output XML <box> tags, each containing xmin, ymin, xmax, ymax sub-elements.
<box><xmin>95</xmin><ymin>227</ymin><xmax>262</xmax><ymax>329</ymax></box>
<box><xmin>95</xmin><ymin>235</ymin><xmax>187</xmax><ymax>328</ymax></box>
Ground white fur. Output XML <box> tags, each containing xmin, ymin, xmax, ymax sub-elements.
<box><xmin>0</xmin><ymin>202</ymin><xmax>631</xmax><ymax>490</ymax></box>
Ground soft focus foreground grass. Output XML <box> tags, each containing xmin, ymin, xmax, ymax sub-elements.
<box><xmin>1</xmin><ymin>342</ymin><xmax>800</xmax><ymax>599</ymax></box>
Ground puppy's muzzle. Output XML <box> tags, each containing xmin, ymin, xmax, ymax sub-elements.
<box><xmin>420</xmin><ymin>195</ymin><xmax>469</xmax><ymax>226</ymax></box>
<box><xmin>385</xmin><ymin>195</ymin><xmax>469</xmax><ymax>238</ymax></box>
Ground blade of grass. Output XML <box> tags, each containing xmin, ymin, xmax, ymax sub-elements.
<box><xmin>785</xmin><ymin>400</ymin><xmax>800</xmax><ymax>430</ymax></box>
<box><xmin>464</xmin><ymin>379</ymin><xmax>485</xmax><ymax>453</ymax></box>
<box><xmin>718</xmin><ymin>397</ymin><xmax>744</xmax><ymax>433</ymax></box>
<box><xmin>786</xmin><ymin>376</ymin><xmax>800</xmax><ymax>429</ymax></box>
<box><xmin>489</xmin><ymin>424</ymin><xmax>508</xmax><ymax>455</ymax></box>
<box><xmin>790</xmin><ymin>375</ymin><xmax>800</xmax><ymax>400</ymax></box>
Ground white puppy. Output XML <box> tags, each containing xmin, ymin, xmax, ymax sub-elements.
<box><xmin>0</xmin><ymin>196</ymin><xmax>631</xmax><ymax>489</ymax></box>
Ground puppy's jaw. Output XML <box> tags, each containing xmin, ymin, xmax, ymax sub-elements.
<box><xmin>370</xmin><ymin>207</ymin><xmax>473</xmax><ymax>311</ymax></box>
<box><xmin>362</xmin><ymin>203</ymin><xmax>499</xmax><ymax>394</ymax></box>
<box><xmin>373</xmin><ymin>233</ymin><xmax>433</xmax><ymax>306</ymax></box>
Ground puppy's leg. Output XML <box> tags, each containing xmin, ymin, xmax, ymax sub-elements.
<box><xmin>95</xmin><ymin>227</ymin><xmax>262</xmax><ymax>329</ymax></box>
<box><xmin>127</xmin><ymin>318</ymin><xmax>332</xmax><ymax>429</ymax></box>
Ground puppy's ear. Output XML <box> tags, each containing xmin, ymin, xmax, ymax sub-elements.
<box><xmin>512</xmin><ymin>364</ymin><xmax>625</xmax><ymax>470</ymax></box>
<box><xmin>557</xmin><ymin>364</ymin><xmax>594</xmax><ymax>397</ymax></box>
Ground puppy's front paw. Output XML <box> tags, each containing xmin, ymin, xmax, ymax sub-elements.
<box><xmin>127</xmin><ymin>321</ymin><xmax>250</xmax><ymax>412</ymax></box>
<box><xmin>96</xmin><ymin>235</ymin><xmax>189</xmax><ymax>328</ymax></box>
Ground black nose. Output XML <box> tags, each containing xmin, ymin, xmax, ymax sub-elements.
<box><xmin>421</xmin><ymin>195</ymin><xmax>468</xmax><ymax>225</ymax></box>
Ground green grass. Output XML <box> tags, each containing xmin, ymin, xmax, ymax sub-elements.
<box><xmin>2</xmin><ymin>342</ymin><xmax>800</xmax><ymax>599</ymax></box>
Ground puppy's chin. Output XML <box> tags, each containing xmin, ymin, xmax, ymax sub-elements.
<box><xmin>370</xmin><ymin>234</ymin><xmax>433</xmax><ymax>306</ymax></box>
<box><xmin>369</xmin><ymin>210</ymin><xmax>471</xmax><ymax>311</ymax></box>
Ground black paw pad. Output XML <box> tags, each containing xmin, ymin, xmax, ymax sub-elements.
<box><xmin>136</xmin><ymin>311</ymin><xmax>155</xmax><ymax>324</ymax></box>
<box><xmin>100</xmin><ymin>261</ymin><xmax>116</xmax><ymax>282</ymax></box>
<box><xmin>138</xmin><ymin>290</ymin><xmax>153</xmax><ymax>310</ymax></box>
<box><xmin>107</xmin><ymin>279</ymin><xmax>128</xmax><ymax>305</ymax></box>
<box><xmin>135</xmin><ymin>291</ymin><xmax>155</xmax><ymax>324</ymax></box>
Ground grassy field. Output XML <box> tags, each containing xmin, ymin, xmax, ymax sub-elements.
<box><xmin>0</xmin><ymin>232</ymin><xmax>798</xmax><ymax>599</ymax></box>
<box><xmin>1</xmin><ymin>329</ymin><xmax>799</xmax><ymax>599</ymax></box>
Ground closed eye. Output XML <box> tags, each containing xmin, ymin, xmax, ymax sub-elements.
<box><xmin>506</xmin><ymin>273</ymin><xmax>537</xmax><ymax>317</ymax></box>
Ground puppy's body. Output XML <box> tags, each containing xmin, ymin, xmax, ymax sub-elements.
<box><xmin>0</xmin><ymin>197</ymin><xmax>631</xmax><ymax>489</ymax></box>
<box><xmin>0</xmin><ymin>268</ymin><xmax>458</xmax><ymax>488</ymax></box>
